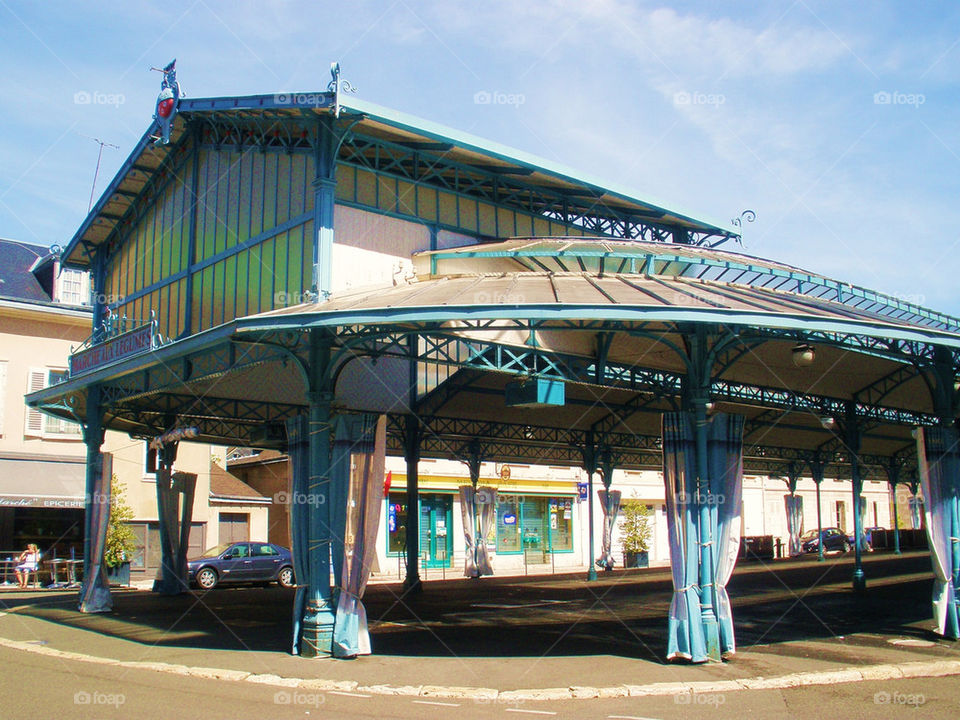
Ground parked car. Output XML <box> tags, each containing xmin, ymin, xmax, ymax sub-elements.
<box><xmin>800</xmin><ymin>527</ymin><xmax>850</xmax><ymax>554</ymax></box>
<box><xmin>847</xmin><ymin>526</ymin><xmax>884</xmax><ymax>551</ymax></box>
<box><xmin>187</xmin><ymin>542</ymin><xmax>295</xmax><ymax>590</ymax></box>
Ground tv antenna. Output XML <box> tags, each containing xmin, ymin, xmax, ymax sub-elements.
<box><xmin>80</xmin><ymin>134</ymin><xmax>120</xmax><ymax>211</ymax></box>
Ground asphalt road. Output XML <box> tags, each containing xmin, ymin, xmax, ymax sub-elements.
<box><xmin>1</xmin><ymin>643</ymin><xmax>958</xmax><ymax>720</ymax></box>
<box><xmin>0</xmin><ymin>550</ymin><xmax>958</xmax><ymax>719</ymax></box>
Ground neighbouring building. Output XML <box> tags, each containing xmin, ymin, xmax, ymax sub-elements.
<box><xmin>0</xmin><ymin>238</ymin><xmax>268</xmax><ymax>580</ymax></box>
<box><xmin>227</xmin><ymin>450</ymin><xmax>896</xmax><ymax>579</ymax></box>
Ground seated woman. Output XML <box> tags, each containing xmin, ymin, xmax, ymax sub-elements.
<box><xmin>14</xmin><ymin>544</ymin><xmax>41</xmax><ymax>589</ymax></box>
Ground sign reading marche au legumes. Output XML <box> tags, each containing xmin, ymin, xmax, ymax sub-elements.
<box><xmin>70</xmin><ymin>324</ymin><xmax>154</xmax><ymax>375</ymax></box>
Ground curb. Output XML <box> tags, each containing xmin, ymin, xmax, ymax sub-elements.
<box><xmin>1</xmin><ymin>636</ymin><xmax>959</xmax><ymax>701</ymax></box>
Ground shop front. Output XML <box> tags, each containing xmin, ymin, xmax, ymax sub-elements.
<box><xmin>387</xmin><ymin>491</ymin><xmax>454</xmax><ymax>569</ymax></box>
<box><xmin>495</xmin><ymin>494</ymin><xmax>574</xmax><ymax>563</ymax></box>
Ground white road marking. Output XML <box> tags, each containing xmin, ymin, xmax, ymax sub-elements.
<box><xmin>327</xmin><ymin>690</ymin><xmax>372</xmax><ymax>698</ymax></box>
<box><xmin>505</xmin><ymin>709</ymin><xmax>557</xmax><ymax>716</ymax></box>
<box><xmin>413</xmin><ymin>700</ymin><xmax>461</xmax><ymax>707</ymax></box>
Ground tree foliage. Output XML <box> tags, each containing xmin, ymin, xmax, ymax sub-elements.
<box><xmin>104</xmin><ymin>475</ymin><xmax>137</xmax><ymax>567</ymax></box>
<box><xmin>619</xmin><ymin>500</ymin><xmax>652</xmax><ymax>553</ymax></box>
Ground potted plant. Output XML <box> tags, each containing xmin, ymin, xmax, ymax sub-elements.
<box><xmin>620</xmin><ymin>500</ymin><xmax>651</xmax><ymax>568</ymax></box>
<box><xmin>104</xmin><ymin>476</ymin><xmax>137</xmax><ymax>586</ymax></box>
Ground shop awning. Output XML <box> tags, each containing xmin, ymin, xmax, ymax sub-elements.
<box><xmin>0</xmin><ymin>456</ymin><xmax>86</xmax><ymax>509</ymax></box>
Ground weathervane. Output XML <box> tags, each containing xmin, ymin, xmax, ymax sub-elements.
<box><xmin>150</xmin><ymin>59</ymin><xmax>182</xmax><ymax>145</ymax></box>
<box><xmin>327</xmin><ymin>62</ymin><xmax>356</xmax><ymax>118</ymax></box>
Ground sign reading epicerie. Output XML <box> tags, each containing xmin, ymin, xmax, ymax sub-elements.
<box><xmin>70</xmin><ymin>324</ymin><xmax>154</xmax><ymax>375</ymax></box>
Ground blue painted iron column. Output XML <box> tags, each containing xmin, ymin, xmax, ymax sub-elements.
<box><xmin>404</xmin><ymin>333</ymin><xmax>422</xmax><ymax>594</ymax></box>
<box><xmin>313</xmin><ymin>116</ymin><xmax>338</xmax><ymax>299</ymax></box>
<box><xmin>884</xmin><ymin>460</ymin><xmax>902</xmax><ymax>556</ymax></box>
<box><xmin>403</xmin><ymin>414</ymin><xmax>423</xmax><ymax>595</ymax></box>
<box><xmin>79</xmin><ymin>249</ymin><xmax>111</xmax><ymax>611</ymax></box>
<box><xmin>301</xmin><ymin>331</ymin><xmax>336</xmax><ymax>657</ymax></box>
<box><xmin>598</xmin><ymin>445</ymin><xmax>617</xmax><ymax>570</ymax></box>
<box><xmin>78</xmin><ymin>383</ymin><xmax>109</xmax><ymax>612</ymax></box>
<box><xmin>808</xmin><ymin>457</ymin><xmax>826</xmax><ymax>563</ymax></box>
<box><xmin>783</xmin><ymin>462</ymin><xmax>801</xmax><ymax>557</ymax></box>
<box><xmin>581</xmin><ymin>434</ymin><xmax>599</xmax><ymax>582</ymax></box>
<box><xmin>844</xmin><ymin>403</ymin><xmax>866</xmax><ymax>593</ymax></box>
<box><xmin>931</xmin><ymin>346</ymin><xmax>960</xmax><ymax>619</ymax></box>
<box><xmin>465</xmin><ymin>439</ymin><xmax>484</xmax><ymax>578</ymax></box>
<box><xmin>686</xmin><ymin>328</ymin><xmax>721</xmax><ymax>661</ymax></box>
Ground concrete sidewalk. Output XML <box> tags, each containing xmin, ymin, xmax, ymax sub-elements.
<box><xmin>0</xmin><ymin>551</ymin><xmax>957</xmax><ymax>701</ymax></box>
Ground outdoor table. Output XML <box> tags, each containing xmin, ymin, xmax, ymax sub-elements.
<box><xmin>46</xmin><ymin>558</ymin><xmax>69</xmax><ymax>588</ymax></box>
<box><xmin>65</xmin><ymin>559</ymin><xmax>83</xmax><ymax>587</ymax></box>
<box><xmin>0</xmin><ymin>558</ymin><xmax>19</xmax><ymax>586</ymax></box>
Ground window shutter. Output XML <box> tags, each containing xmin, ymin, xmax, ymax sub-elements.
<box><xmin>25</xmin><ymin>368</ymin><xmax>47</xmax><ymax>436</ymax></box>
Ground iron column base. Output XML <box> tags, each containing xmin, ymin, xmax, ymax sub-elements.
<box><xmin>402</xmin><ymin>575</ymin><xmax>423</xmax><ymax>595</ymax></box>
<box><xmin>299</xmin><ymin>606</ymin><xmax>335</xmax><ymax>657</ymax></box>
<box><xmin>702</xmin><ymin>612</ymin><xmax>722</xmax><ymax>662</ymax></box>
<box><xmin>852</xmin><ymin>569</ymin><xmax>867</xmax><ymax>594</ymax></box>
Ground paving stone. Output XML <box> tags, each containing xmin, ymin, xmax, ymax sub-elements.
<box><xmin>184</xmin><ymin>666</ymin><xmax>251</xmax><ymax>681</ymax></box>
<box><xmin>245</xmin><ymin>673</ymin><xmax>301</xmax><ymax>687</ymax></box>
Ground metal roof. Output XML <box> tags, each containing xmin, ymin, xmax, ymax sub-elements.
<box><xmin>415</xmin><ymin>239</ymin><xmax>960</xmax><ymax>333</ymax></box>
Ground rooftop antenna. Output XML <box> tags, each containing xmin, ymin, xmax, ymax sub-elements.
<box><xmin>80</xmin><ymin>134</ymin><xmax>120</xmax><ymax>211</ymax></box>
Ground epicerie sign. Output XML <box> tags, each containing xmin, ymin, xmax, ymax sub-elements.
<box><xmin>70</xmin><ymin>325</ymin><xmax>153</xmax><ymax>375</ymax></box>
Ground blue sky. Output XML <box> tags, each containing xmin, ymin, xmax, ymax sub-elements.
<box><xmin>2</xmin><ymin>1</ymin><xmax>959</xmax><ymax>313</ymax></box>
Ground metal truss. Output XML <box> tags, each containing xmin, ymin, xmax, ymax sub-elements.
<box><xmin>314</xmin><ymin>320</ymin><xmax>944</xmax><ymax>430</ymax></box>
<box><xmin>328</xmin><ymin>131</ymin><xmax>732</xmax><ymax>246</ymax></box>
<box><xmin>383</xmin><ymin>412</ymin><xmax>910</xmax><ymax>478</ymax></box>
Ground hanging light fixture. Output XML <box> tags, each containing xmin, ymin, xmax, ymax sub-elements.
<box><xmin>792</xmin><ymin>343</ymin><xmax>816</xmax><ymax>367</ymax></box>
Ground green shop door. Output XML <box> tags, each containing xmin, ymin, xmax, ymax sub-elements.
<box><xmin>420</xmin><ymin>494</ymin><xmax>452</xmax><ymax>568</ymax></box>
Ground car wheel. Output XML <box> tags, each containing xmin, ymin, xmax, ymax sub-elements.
<box><xmin>196</xmin><ymin>567</ymin><xmax>219</xmax><ymax>590</ymax></box>
<box><xmin>277</xmin><ymin>566</ymin><xmax>295</xmax><ymax>588</ymax></box>
<box><xmin>841</xmin><ymin>541</ymin><xmax>850</xmax><ymax>553</ymax></box>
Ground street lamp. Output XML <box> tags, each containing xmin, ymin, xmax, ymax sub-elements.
<box><xmin>792</xmin><ymin>344</ymin><xmax>816</xmax><ymax>367</ymax></box>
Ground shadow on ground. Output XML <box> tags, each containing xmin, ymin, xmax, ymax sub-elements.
<box><xmin>0</xmin><ymin>551</ymin><xmax>938</xmax><ymax>663</ymax></box>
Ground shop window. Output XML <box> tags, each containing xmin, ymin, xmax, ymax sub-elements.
<box><xmin>386</xmin><ymin>492</ymin><xmax>407</xmax><ymax>554</ymax></box>
<box><xmin>496</xmin><ymin>495</ymin><xmax>521</xmax><ymax>553</ymax></box>
<box><xmin>548</xmin><ymin>497</ymin><xmax>573</xmax><ymax>551</ymax></box>
<box><xmin>496</xmin><ymin>494</ymin><xmax>573</xmax><ymax>553</ymax></box>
